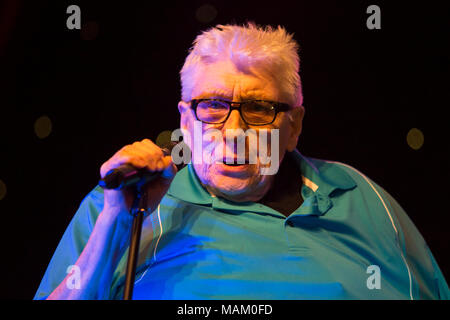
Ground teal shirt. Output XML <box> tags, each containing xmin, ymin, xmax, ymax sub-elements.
<box><xmin>34</xmin><ymin>150</ymin><xmax>449</xmax><ymax>299</ymax></box>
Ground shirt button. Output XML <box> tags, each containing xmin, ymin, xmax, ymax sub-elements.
<box><xmin>286</xmin><ymin>221</ymin><xmax>294</xmax><ymax>227</ymax></box>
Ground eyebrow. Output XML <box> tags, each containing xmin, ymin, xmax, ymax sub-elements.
<box><xmin>196</xmin><ymin>90</ymin><xmax>232</xmax><ymax>100</ymax></box>
<box><xmin>197</xmin><ymin>90</ymin><xmax>271</xmax><ymax>101</ymax></box>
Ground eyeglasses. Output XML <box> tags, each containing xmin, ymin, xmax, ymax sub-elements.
<box><xmin>190</xmin><ymin>99</ymin><xmax>291</xmax><ymax>126</ymax></box>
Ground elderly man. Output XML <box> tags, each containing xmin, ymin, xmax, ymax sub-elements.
<box><xmin>35</xmin><ymin>24</ymin><xmax>448</xmax><ymax>300</ymax></box>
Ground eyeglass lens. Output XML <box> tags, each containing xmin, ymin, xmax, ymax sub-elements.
<box><xmin>196</xmin><ymin>100</ymin><xmax>276</xmax><ymax>125</ymax></box>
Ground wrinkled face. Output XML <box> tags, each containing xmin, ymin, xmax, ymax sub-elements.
<box><xmin>178</xmin><ymin>60</ymin><xmax>304</xmax><ymax>202</ymax></box>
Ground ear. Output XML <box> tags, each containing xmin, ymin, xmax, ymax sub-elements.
<box><xmin>178</xmin><ymin>100</ymin><xmax>194</xmax><ymax>131</ymax></box>
<box><xmin>178</xmin><ymin>100</ymin><xmax>190</xmax><ymax>114</ymax></box>
<box><xmin>286</xmin><ymin>105</ymin><xmax>305</xmax><ymax>152</ymax></box>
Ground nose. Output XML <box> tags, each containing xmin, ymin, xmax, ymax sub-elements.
<box><xmin>221</xmin><ymin>107</ymin><xmax>249</xmax><ymax>159</ymax></box>
<box><xmin>223</xmin><ymin>107</ymin><xmax>247</xmax><ymax>131</ymax></box>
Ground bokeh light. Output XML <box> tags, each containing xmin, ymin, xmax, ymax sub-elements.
<box><xmin>156</xmin><ymin>130</ymin><xmax>173</xmax><ymax>148</ymax></box>
<box><xmin>406</xmin><ymin>128</ymin><xmax>424</xmax><ymax>150</ymax></box>
<box><xmin>195</xmin><ymin>4</ymin><xmax>217</xmax><ymax>23</ymax></box>
<box><xmin>34</xmin><ymin>115</ymin><xmax>52</xmax><ymax>139</ymax></box>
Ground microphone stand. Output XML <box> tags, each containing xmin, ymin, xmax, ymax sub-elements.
<box><xmin>122</xmin><ymin>183</ymin><xmax>147</xmax><ymax>300</ymax></box>
<box><xmin>99</xmin><ymin>144</ymin><xmax>181</xmax><ymax>299</ymax></box>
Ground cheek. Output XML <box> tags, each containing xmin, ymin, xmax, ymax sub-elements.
<box><xmin>277</xmin><ymin>128</ymin><xmax>290</xmax><ymax>154</ymax></box>
<box><xmin>254</xmin><ymin>123</ymin><xmax>289</xmax><ymax>160</ymax></box>
<box><xmin>271</xmin><ymin>118</ymin><xmax>291</xmax><ymax>155</ymax></box>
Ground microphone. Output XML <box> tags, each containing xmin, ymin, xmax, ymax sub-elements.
<box><xmin>99</xmin><ymin>141</ymin><xmax>185</xmax><ymax>190</ymax></box>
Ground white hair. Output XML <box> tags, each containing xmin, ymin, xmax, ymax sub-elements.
<box><xmin>180</xmin><ymin>23</ymin><xmax>303</xmax><ymax>106</ymax></box>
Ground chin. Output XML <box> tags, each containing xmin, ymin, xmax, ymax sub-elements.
<box><xmin>195</xmin><ymin>163</ymin><xmax>273</xmax><ymax>202</ymax></box>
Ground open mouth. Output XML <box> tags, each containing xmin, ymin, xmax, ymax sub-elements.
<box><xmin>215</xmin><ymin>157</ymin><xmax>254</xmax><ymax>176</ymax></box>
<box><xmin>217</xmin><ymin>157</ymin><xmax>250</xmax><ymax>166</ymax></box>
<box><xmin>222</xmin><ymin>159</ymin><xmax>250</xmax><ymax>166</ymax></box>
<box><xmin>224</xmin><ymin>162</ymin><xmax>247</xmax><ymax>166</ymax></box>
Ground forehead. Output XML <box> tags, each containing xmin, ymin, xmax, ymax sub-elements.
<box><xmin>191</xmin><ymin>61</ymin><xmax>281</xmax><ymax>101</ymax></box>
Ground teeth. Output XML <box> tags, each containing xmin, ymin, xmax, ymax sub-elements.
<box><xmin>217</xmin><ymin>161</ymin><xmax>249</xmax><ymax>165</ymax></box>
<box><xmin>213</xmin><ymin>157</ymin><xmax>250</xmax><ymax>165</ymax></box>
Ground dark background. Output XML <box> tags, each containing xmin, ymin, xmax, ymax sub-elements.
<box><xmin>0</xmin><ymin>0</ymin><xmax>448</xmax><ymax>299</ymax></box>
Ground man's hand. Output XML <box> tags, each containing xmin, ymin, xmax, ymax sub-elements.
<box><xmin>48</xmin><ymin>138</ymin><xmax>177</xmax><ymax>299</ymax></box>
<box><xmin>100</xmin><ymin>138</ymin><xmax>177</xmax><ymax>226</ymax></box>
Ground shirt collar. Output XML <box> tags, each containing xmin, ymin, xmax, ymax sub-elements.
<box><xmin>167</xmin><ymin>163</ymin><xmax>212</xmax><ymax>205</ymax></box>
<box><xmin>167</xmin><ymin>150</ymin><xmax>357</xmax><ymax>217</ymax></box>
<box><xmin>293</xmin><ymin>150</ymin><xmax>356</xmax><ymax>197</ymax></box>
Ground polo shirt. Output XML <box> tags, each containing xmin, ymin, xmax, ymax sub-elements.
<box><xmin>34</xmin><ymin>150</ymin><xmax>449</xmax><ymax>299</ymax></box>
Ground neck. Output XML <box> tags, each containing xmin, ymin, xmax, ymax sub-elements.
<box><xmin>259</xmin><ymin>152</ymin><xmax>303</xmax><ymax>217</ymax></box>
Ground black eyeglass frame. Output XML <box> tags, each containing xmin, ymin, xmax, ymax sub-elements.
<box><xmin>190</xmin><ymin>98</ymin><xmax>292</xmax><ymax>126</ymax></box>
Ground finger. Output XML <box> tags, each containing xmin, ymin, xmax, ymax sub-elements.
<box><xmin>100</xmin><ymin>155</ymin><xmax>134</xmax><ymax>178</ymax></box>
<box><xmin>141</xmin><ymin>138</ymin><xmax>158</xmax><ymax>149</ymax></box>
<box><xmin>105</xmin><ymin>149</ymin><xmax>149</xmax><ymax>174</ymax></box>
<box><xmin>101</xmin><ymin>141</ymin><xmax>165</xmax><ymax>178</ymax></box>
<box><xmin>108</xmin><ymin>154</ymin><xmax>147</xmax><ymax>173</ymax></box>
<box><xmin>123</xmin><ymin>143</ymin><xmax>166</xmax><ymax>170</ymax></box>
<box><xmin>134</xmin><ymin>140</ymin><xmax>164</xmax><ymax>157</ymax></box>
<box><xmin>133</xmin><ymin>142</ymin><xmax>166</xmax><ymax>167</ymax></box>
<box><xmin>132</xmin><ymin>143</ymin><xmax>164</xmax><ymax>167</ymax></box>
<box><xmin>161</xmin><ymin>155</ymin><xmax>173</xmax><ymax>168</ymax></box>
